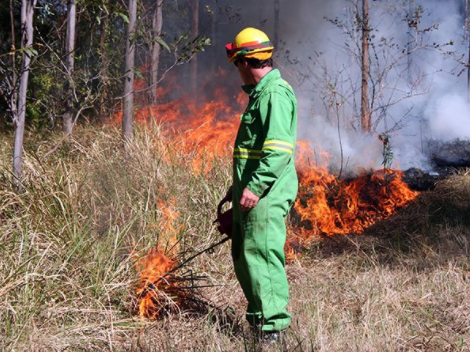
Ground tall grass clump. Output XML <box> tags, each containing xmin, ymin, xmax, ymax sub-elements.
<box><xmin>0</xmin><ymin>125</ymin><xmax>232</xmax><ymax>350</ymax></box>
<box><xmin>1</xmin><ymin>126</ymin><xmax>469</xmax><ymax>351</ymax></box>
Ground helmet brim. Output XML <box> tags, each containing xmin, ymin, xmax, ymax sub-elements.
<box><xmin>225</xmin><ymin>41</ymin><xmax>274</xmax><ymax>63</ymax></box>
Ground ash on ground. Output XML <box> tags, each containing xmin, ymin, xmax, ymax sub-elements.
<box><xmin>402</xmin><ymin>167</ymin><xmax>457</xmax><ymax>191</ymax></box>
<box><xmin>402</xmin><ymin>138</ymin><xmax>470</xmax><ymax>191</ymax></box>
<box><xmin>427</xmin><ymin>139</ymin><xmax>470</xmax><ymax>167</ymax></box>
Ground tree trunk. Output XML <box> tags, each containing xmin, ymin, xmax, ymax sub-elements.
<box><xmin>13</xmin><ymin>0</ymin><xmax>37</xmax><ymax>188</ymax></box>
<box><xmin>466</xmin><ymin>0</ymin><xmax>470</xmax><ymax>103</ymax></box>
<box><xmin>148</xmin><ymin>0</ymin><xmax>163</xmax><ymax>108</ymax></box>
<box><xmin>360</xmin><ymin>0</ymin><xmax>371</xmax><ymax>132</ymax></box>
<box><xmin>190</xmin><ymin>0</ymin><xmax>199</xmax><ymax>94</ymax></box>
<box><xmin>99</xmin><ymin>0</ymin><xmax>110</xmax><ymax>121</ymax></box>
<box><xmin>9</xmin><ymin>0</ymin><xmax>18</xmax><ymax>122</ymax></box>
<box><xmin>407</xmin><ymin>0</ymin><xmax>414</xmax><ymax>85</ymax></box>
<box><xmin>210</xmin><ymin>0</ymin><xmax>216</xmax><ymax>74</ymax></box>
<box><xmin>63</xmin><ymin>0</ymin><xmax>77</xmax><ymax>135</ymax></box>
<box><xmin>122</xmin><ymin>0</ymin><xmax>137</xmax><ymax>141</ymax></box>
<box><xmin>273</xmin><ymin>0</ymin><xmax>280</xmax><ymax>50</ymax></box>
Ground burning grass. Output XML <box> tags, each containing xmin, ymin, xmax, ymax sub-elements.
<box><xmin>0</xmin><ymin>125</ymin><xmax>232</xmax><ymax>349</ymax></box>
<box><xmin>0</xmin><ymin>127</ymin><xmax>469</xmax><ymax>351</ymax></box>
<box><xmin>135</xmin><ymin>247</ymin><xmax>178</xmax><ymax>318</ymax></box>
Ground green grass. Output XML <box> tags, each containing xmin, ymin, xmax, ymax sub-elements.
<box><xmin>0</xmin><ymin>126</ymin><xmax>469</xmax><ymax>351</ymax></box>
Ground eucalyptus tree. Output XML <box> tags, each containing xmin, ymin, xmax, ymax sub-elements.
<box><xmin>148</xmin><ymin>0</ymin><xmax>164</xmax><ymax>106</ymax></box>
<box><xmin>190</xmin><ymin>0</ymin><xmax>199</xmax><ymax>94</ymax></box>
<box><xmin>63</xmin><ymin>0</ymin><xmax>77</xmax><ymax>135</ymax></box>
<box><xmin>465</xmin><ymin>0</ymin><xmax>470</xmax><ymax>102</ymax></box>
<box><xmin>360</xmin><ymin>0</ymin><xmax>371</xmax><ymax>132</ymax></box>
<box><xmin>311</xmin><ymin>0</ymin><xmax>455</xmax><ymax>134</ymax></box>
<box><xmin>13</xmin><ymin>0</ymin><xmax>38</xmax><ymax>187</ymax></box>
<box><xmin>122</xmin><ymin>0</ymin><xmax>137</xmax><ymax>141</ymax></box>
<box><xmin>273</xmin><ymin>0</ymin><xmax>280</xmax><ymax>49</ymax></box>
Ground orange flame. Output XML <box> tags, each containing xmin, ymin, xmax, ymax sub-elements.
<box><xmin>113</xmin><ymin>73</ymin><xmax>242</xmax><ymax>174</ymax></box>
<box><xmin>135</xmin><ymin>247</ymin><xmax>176</xmax><ymax>319</ymax></box>
<box><xmin>135</xmin><ymin>199</ymin><xmax>185</xmax><ymax>319</ymax></box>
<box><xmin>292</xmin><ymin>141</ymin><xmax>419</xmax><ymax>247</ymax></box>
<box><xmin>156</xmin><ymin>200</ymin><xmax>184</xmax><ymax>247</ymax></box>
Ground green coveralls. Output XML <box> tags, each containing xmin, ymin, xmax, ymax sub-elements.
<box><xmin>232</xmin><ymin>69</ymin><xmax>298</xmax><ymax>332</ymax></box>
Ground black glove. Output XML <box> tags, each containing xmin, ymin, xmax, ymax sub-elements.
<box><xmin>215</xmin><ymin>186</ymin><xmax>233</xmax><ymax>238</ymax></box>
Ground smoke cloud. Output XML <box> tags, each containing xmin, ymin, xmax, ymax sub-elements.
<box><xmin>211</xmin><ymin>0</ymin><xmax>469</xmax><ymax>172</ymax></box>
<box><xmin>428</xmin><ymin>94</ymin><xmax>470</xmax><ymax>141</ymax></box>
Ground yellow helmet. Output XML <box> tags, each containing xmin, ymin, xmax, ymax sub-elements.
<box><xmin>225</xmin><ymin>27</ymin><xmax>274</xmax><ymax>63</ymax></box>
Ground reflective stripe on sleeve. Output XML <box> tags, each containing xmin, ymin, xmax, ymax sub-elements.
<box><xmin>233</xmin><ymin>147</ymin><xmax>263</xmax><ymax>160</ymax></box>
<box><xmin>262</xmin><ymin>140</ymin><xmax>294</xmax><ymax>154</ymax></box>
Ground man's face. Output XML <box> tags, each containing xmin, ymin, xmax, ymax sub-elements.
<box><xmin>234</xmin><ymin>59</ymin><xmax>253</xmax><ymax>85</ymax></box>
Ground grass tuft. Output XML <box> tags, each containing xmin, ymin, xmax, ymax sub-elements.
<box><xmin>0</xmin><ymin>127</ymin><xmax>469</xmax><ymax>351</ymax></box>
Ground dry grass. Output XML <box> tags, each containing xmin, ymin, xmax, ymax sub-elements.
<box><xmin>0</xmin><ymin>126</ymin><xmax>469</xmax><ymax>351</ymax></box>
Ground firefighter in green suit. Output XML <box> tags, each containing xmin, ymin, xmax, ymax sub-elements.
<box><xmin>223</xmin><ymin>27</ymin><xmax>298</xmax><ymax>337</ymax></box>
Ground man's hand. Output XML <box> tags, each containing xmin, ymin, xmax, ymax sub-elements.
<box><xmin>240</xmin><ymin>188</ymin><xmax>260</xmax><ymax>211</ymax></box>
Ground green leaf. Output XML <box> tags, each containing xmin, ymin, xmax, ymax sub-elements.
<box><xmin>100</xmin><ymin>3</ymin><xmax>109</xmax><ymax>15</ymax></box>
<box><xmin>156</xmin><ymin>37</ymin><xmax>170</xmax><ymax>52</ymax></box>
<box><xmin>135</xmin><ymin>68</ymin><xmax>144</xmax><ymax>80</ymax></box>
<box><xmin>118</xmin><ymin>13</ymin><xmax>129</xmax><ymax>23</ymax></box>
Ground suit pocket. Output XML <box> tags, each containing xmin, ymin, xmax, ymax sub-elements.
<box><xmin>239</xmin><ymin>109</ymin><xmax>259</xmax><ymax>145</ymax></box>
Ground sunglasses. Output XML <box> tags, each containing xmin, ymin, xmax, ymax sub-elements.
<box><xmin>234</xmin><ymin>59</ymin><xmax>245</xmax><ymax>67</ymax></box>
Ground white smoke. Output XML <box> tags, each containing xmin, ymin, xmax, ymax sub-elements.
<box><xmin>290</xmin><ymin>0</ymin><xmax>469</xmax><ymax>171</ymax></box>
<box><xmin>215</xmin><ymin>0</ymin><xmax>469</xmax><ymax>172</ymax></box>
<box><xmin>427</xmin><ymin>94</ymin><xmax>470</xmax><ymax>141</ymax></box>
<box><xmin>296</xmin><ymin>113</ymin><xmax>385</xmax><ymax>174</ymax></box>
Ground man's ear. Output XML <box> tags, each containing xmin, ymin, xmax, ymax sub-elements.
<box><xmin>241</xmin><ymin>59</ymin><xmax>249</xmax><ymax>69</ymax></box>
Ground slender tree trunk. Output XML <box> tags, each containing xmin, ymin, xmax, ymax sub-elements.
<box><xmin>190</xmin><ymin>0</ymin><xmax>199</xmax><ymax>94</ymax></box>
<box><xmin>13</xmin><ymin>0</ymin><xmax>37</xmax><ymax>187</ymax></box>
<box><xmin>360</xmin><ymin>0</ymin><xmax>371</xmax><ymax>132</ymax></box>
<box><xmin>63</xmin><ymin>0</ymin><xmax>77</xmax><ymax>135</ymax></box>
<box><xmin>407</xmin><ymin>0</ymin><xmax>414</xmax><ymax>85</ymax></box>
<box><xmin>210</xmin><ymin>0</ymin><xmax>216</xmax><ymax>74</ymax></box>
<box><xmin>148</xmin><ymin>0</ymin><xmax>163</xmax><ymax>108</ymax></box>
<box><xmin>468</xmin><ymin>33</ymin><xmax>470</xmax><ymax>104</ymax></box>
<box><xmin>9</xmin><ymin>0</ymin><xmax>18</xmax><ymax>121</ymax></box>
<box><xmin>99</xmin><ymin>0</ymin><xmax>110</xmax><ymax>121</ymax></box>
<box><xmin>122</xmin><ymin>0</ymin><xmax>137</xmax><ymax>141</ymax></box>
<box><xmin>273</xmin><ymin>0</ymin><xmax>280</xmax><ymax>50</ymax></box>
<box><xmin>466</xmin><ymin>0</ymin><xmax>470</xmax><ymax>102</ymax></box>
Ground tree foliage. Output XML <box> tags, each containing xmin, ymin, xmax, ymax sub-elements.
<box><xmin>0</xmin><ymin>0</ymin><xmax>211</xmax><ymax>132</ymax></box>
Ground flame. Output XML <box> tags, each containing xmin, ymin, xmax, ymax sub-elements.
<box><xmin>113</xmin><ymin>73</ymin><xmax>241</xmax><ymax>174</ymax></box>
<box><xmin>156</xmin><ymin>200</ymin><xmax>184</xmax><ymax>248</ymax></box>
<box><xmin>139</xmin><ymin>95</ymin><xmax>240</xmax><ymax>174</ymax></box>
<box><xmin>123</xmin><ymin>74</ymin><xmax>418</xmax><ymax>244</ymax></box>
<box><xmin>292</xmin><ymin>141</ymin><xmax>419</xmax><ymax>246</ymax></box>
<box><xmin>135</xmin><ymin>247</ymin><xmax>177</xmax><ymax>319</ymax></box>
<box><xmin>135</xmin><ymin>199</ymin><xmax>185</xmax><ymax>319</ymax></box>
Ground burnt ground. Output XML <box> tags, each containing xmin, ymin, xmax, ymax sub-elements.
<box><xmin>427</xmin><ymin>138</ymin><xmax>470</xmax><ymax>167</ymax></box>
<box><xmin>402</xmin><ymin>166</ymin><xmax>455</xmax><ymax>191</ymax></box>
<box><xmin>403</xmin><ymin>138</ymin><xmax>470</xmax><ymax>191</ymax></box>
